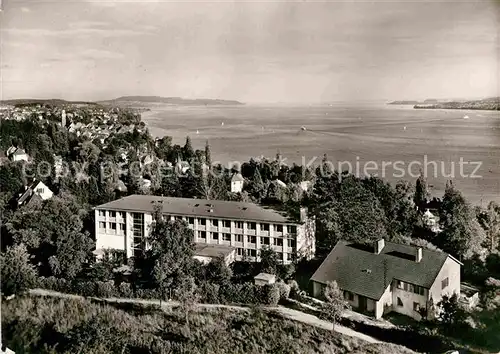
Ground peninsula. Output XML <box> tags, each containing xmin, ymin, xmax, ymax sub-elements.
<box><xmin>99</xmin><ymin>96</ymin><xmax>244</xmax><ymax>107</ymax></box>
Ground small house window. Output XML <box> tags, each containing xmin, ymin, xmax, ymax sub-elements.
<box><xmin>198</xmin><ymin>218</ymin><xmax>206</xmax><ymax>226</ymax></box>
<box><xmin>397</xmin><ymin>281</ymin><xmax>404</xmax><ymax>290</ymax></box>
<box><xmin>223</xmin><ymin>234</ymin><xmax>231</xmax><ymax>241</ymax></box>
<box><xmin>235</xmin><ymin>221</ymin><xmax>243</xmax><ymax>229</ymax></box>
<box><xmin>249</xmin><ymin>236</ymin><xmax>256</xmax><ymax>244</ymax></box>
<box><xmin>223</xmin><ymin>220</ymin><xmax>231</xmax><ymax>228</ymax></box>
<box><xmin>248</xmin><ymin>222</ymin><xmax>256</xmax><ymax>230</ymax></box>
<box><xmin>288</xmin><ymin>225</ymin><xmax>297</xmax><ymax>234</ymax></box>
<box><xmin>261</xmin><ymin>223</ymin><xmax>270</xmax><ymax>231</ymax></box>
<box><xmin>413</xmin><ymin>302</ymin><xmax>420</xmax><ymax>312</ymax></box>
<box><xmin>198</xmin><ymin>231</ymin><xmax>206</xmax><ymax>239</ymax></box>
<box><xmin>236</xmin><ymin>235</ymin><xmax>243</xmax><ymax>242</ymax></box>
<box><xmin>275</xmin><ymin>225</ymin><xmax>283</xmax><ymax>233</ymax></box>
<box><xmin>344</xmin><ymin>291</ymin><xmax>354</xmax><ymax>301</ymax></box>
<box><xmin>212</xmin><ymin>233</ymin><xmax>219</xmax><ymax>241</ymax></box>
<box><xmin>99</xmin><ymin>222</ymin><xmax>106</xmax><ymax>229</ymax></box>
<box><xmin>441</xmin><ymin>277</ymin><xmax>449</xmax><ymax>290</ymax></box>
<box><xmin>397</xmin><ymin>297</ymin><xmax>403</xmax><ymax>307</ymax></box>
<box><xmin>99</xmin><ymin>210</ymin><xmax>106</xmax><ymax>217</ymax></box>
<box><xmin>261</xmin><ymin>237</ymin><xmax>270</xmax><ymax>245</ymax></box>
<box><xmin>188</xmin><ymin>217</ymin><xmax>195</xmax><ymax>225</ymax></box>
<box><xmin>109</xmin><ymin>211</ymin><xmax>116</xmax><ymax>218</ymax></box>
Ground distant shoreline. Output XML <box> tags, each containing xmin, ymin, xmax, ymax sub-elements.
<box><xmin>388</xmin><ymin>97</ymin><xmax>499</xmax><ymax>111</ymax></box>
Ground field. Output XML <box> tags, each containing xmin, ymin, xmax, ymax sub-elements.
<box><xmin>142</xmin><ymin>103</ymin><xmax>500</xmax><ymax>205</ymax></box>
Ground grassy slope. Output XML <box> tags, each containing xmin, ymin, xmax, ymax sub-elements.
<box><xmin>1</xmin><ymin>296</ymin><xmax>415</xmax><ymax>354</ymax></box>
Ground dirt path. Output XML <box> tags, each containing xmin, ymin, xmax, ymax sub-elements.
<box><xmin>29</xmin><ymin>288</ymin><xmax>380</xmax><ymax>343</ymax></box>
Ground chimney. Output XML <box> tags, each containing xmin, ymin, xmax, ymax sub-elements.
<box><xmin>374</xmin><ymin>239</ymin><xmax>385</xmax><ymax>254</ymax></box>
<box><xmin>415</xmin><ymin>247</ymin><xmax>423</xmax><ymax>262</ymax></box>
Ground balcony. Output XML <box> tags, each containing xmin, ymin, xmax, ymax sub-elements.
<box><xmin>259</xmin><ymin>230</ymin><xmax>270</xmax><ymax>237</ymax></box>
<box><xmin>246</xmin><ymin>229</ymin><xmax>256</xmax><ymax>236</ymax></box>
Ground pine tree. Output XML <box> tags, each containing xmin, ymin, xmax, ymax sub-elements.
<box><xmin>183</xmin><ymin>136</ymin><xmax>195</xmax><ymax>161</ymax></box>
<box><xmin>205</xmin><ymin>140</ymin><xmax>212</xmax><ymax>167</ymax></box>
<box><xmin>413</xmin><ymin>170</ymin><xmax>429</xmax><ymax>211</ymax></box>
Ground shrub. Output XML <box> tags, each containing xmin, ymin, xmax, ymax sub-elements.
<box><xmin>261</xmin><ymin>284</ymin><xmax>280</xmax><ymax>306</ymax></box>
<box><xmin>199</xmin><ymin>282</ymin><xmax>220</xmax><ymax>304</ymax></box>
<box><xmin>118</xmin><ymin>282</ymin><xmax>133</xmax><ymax>298</ymax></box>
<box><xmin>276</xmin><ymin>281</ymin><xmax>291</xmax><ymax>301</ymax></box>
<box><xmin>96</xmin><ymin>281</ymin><xmax>116</xmax><ymax>298</ymax></box>
<box><xmin>38</xmin><ymin>276</ymin><xmax>58</xmax><ymax>291</ymax></box>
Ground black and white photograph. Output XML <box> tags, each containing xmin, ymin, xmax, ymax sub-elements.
<box><xmin>0</xmin><ymin>0</ymin><xmax>499</xmax><ymax>353</ymax></box>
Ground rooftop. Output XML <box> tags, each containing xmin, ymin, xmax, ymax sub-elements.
<box><xmin>194</xmin><ymin>244</ymin><xmax>235</xmax><ymax>258</ymax></box>
<box><xmin>254</xmin><ymin>273</ymin><xmax>276</xmax><ymax>282</ymax></box>
<box><xmin>311</xmin><ymin>240</ymin><xmax>459</xmax><ymax>300</ymax></box>
<box><xmin>94</xmin><ymin>195</ymin><xmax>297</xmax><ymax>224</ymax></box>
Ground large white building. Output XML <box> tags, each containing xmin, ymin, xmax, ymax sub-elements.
<box><xmin>94</xmin><ymin>195</ymin><xmax>315</xmax><ymax>264</ymax></box>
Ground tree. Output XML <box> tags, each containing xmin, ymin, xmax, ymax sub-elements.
<box><xmin>483</xmin><ymin>202</ymin><xmax>500</xmax><ymax>251</ymax></box>
<box><xmin>259</xmin><ymin>247</ymin><xmax>279</xmax><ymax>275</ymax></box>
<box><xmin>5</xmin><ymin>193</ymin><xmax>94</xmax><ymax>279</ymax></box>
<box><xmin>319</xmin><ymin>176</ymin><xmax>388</xmax><ymax>247</ymax></box>
<box><xmin>204</xmin><ymin>140</ymin><xmax>212</xmax><ymax>167</ymax></box>
<box><xmin>437</xmin><ymin>293</ymin><xmax>466</xmax><ymax>328</ymax></box>
<box><xmin>142</xmin><ymin>219</ymin><xmax>196</xmax><ymax>293</ymax></box>
<box><xmin>438</xmin><ymin>183</ymin><xmax>486</xmax><ymax>259</ymax></box>
<box><xmin>174</xmin><ymin>276</ymin><xmax>200</xmax><ymax>327</ymax></box>
<box><xmin>320</xmin><ymin>281</ymin><xmax>350</xmax><ymax>325</ymax></box>
<box><xmin>155</xmin><ymin>136</ymin><xmax>173</xmax><ymax>160</ymax></box>
<box><xmin>1</xmin><ymin>244</ymin><xmax>38</xmax><ymax>296</ymax></box>
<box><xmin>413</xmin><ymin>170</ymin><xmax>429</xmax><ymax>211</ymax></box>
<box><xmin>205</xmin><ymin>256</ymin><xmax>232</xmax><ymax>284</ymax></box>
<box><xmin>183</xmin><ymin>136</ymin><xmax>195</xmax><ymax>161</ymax></box>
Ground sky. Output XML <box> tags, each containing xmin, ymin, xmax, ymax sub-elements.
<box><xmin>0</xmin><ymin>0</ymin><xmax>498</xmax><ymax>103</ymax></box>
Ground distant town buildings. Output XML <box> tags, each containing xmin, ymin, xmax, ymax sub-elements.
<box><xmin>94</xmin><ymin>195</ymin><xmax>315</xmax><ymax>264</ymax></box>
<box><xmin>310</xmin><ymin>239</ymin><xmax>462</xmax><ymax>321</ymax></box>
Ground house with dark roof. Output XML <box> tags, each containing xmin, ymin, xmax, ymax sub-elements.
<box><xmin>93</xmin><ymin>195</ymin><xmax>315</xmax><ymax>264</ymax></box>
<box><xmin>310</xmin><ymin>239</ymin><xmax>462</xmax><ymax>320</ymax></box>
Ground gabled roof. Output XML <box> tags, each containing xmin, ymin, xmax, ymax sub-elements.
<box><xmin>311</xmin><ymin>240</ymin><xmax>456</xmax><ymax>300</ymax></box>
<box><xmin>94</xmin><ymin>195</ymin><xmax>297</xmax><ymax>224</ymax></box>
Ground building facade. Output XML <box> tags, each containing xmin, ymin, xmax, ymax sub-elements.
<box><xmin>311</xmin><ymin>239</ymin><xmax>461</xmax><ymax>320</ymax></box>
<box><xmin>94</xmin><ymin>195</ymin><xmax>315</xmax><ymax>264</ymax></box>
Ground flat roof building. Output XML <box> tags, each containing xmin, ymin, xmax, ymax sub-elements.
<box><xmin>94</xmin><ymin>195</ymin><xmax>315</xmax><ymax>264</ymax></box>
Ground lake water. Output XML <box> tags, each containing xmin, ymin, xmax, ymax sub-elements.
<box><xmin>141</xmin><ymin>103</ymin><xmax>500</xmax><ymax>205</ymax></box>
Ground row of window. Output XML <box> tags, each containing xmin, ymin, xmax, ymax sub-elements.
<box><xmin>235</xmin><ymin>248</ymin><xmax>294</xmax><ymax>261</ymax></box>
<box><xmin>98</xmin><ymin>210</ymin><xmax>298</xmax><ymax>234</ymax></box>
<box><xmin>396</xmin><ymin>297</ymin><xmax>421</xmax><ymax>312</ymax></box>
<box><xmin>99</xmin><ymin>222</ymin><xmax>126</xmax><ymax>232</ymax></box>
<box><xmin>396</xmin><ymin>280</ymin><xmax>425</xmax><ymax>296</ymax></box>
<box><xmin>196</xmin><ymin>231</ymin><xmax>296</xmax><ymax>247</ymax></box>
<box><xmin>98</xmin><ymin>210</ymin><xmax>126</xmax><ymax>219</ymax></box>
